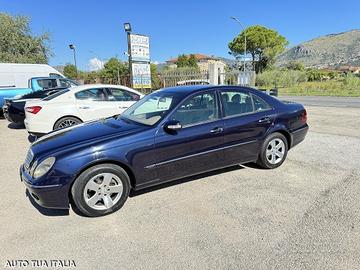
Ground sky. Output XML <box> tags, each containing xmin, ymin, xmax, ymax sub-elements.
<box><xmin>1</xmin><ymin>0</ymin><xmax>359</xmax><ymax>70</ymax></box>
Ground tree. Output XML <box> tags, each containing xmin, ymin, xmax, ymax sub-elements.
<box><xmin>63</xmin><ymin>64</ymin><xmax>77</xmax><ymax>79</ymax></box>
<box><xmin>100</xmin><ymin>58</ymin><xmax>128</xmax><ymax>84</ymax></box>
<box><xmin>150</xmin><ymin>63</ymin><xmax>162</xmax><ymax>90</ymax></box>
<box><xmin>229</xmin><ymin>25</ymin><xmax>288</xmax><ymax>73</ymax></box>
<box><xmin>188</xmin><ymin>54</ymin><xmax>198</xmax><ymax>68</ymax></box>
<box><xmin>176</xmin><ymin>54</ymin><xmax>189</xmax><ymax>68</ymax></box>
<box><xmin>175</xmin><ymin>54</ymin><xmax>198</xmax><ymax>69</ymax></box>
<box><xmin>286</xmin><ymin>61</ymin><xmax>305</xmax><ymax>71</ymax></box>
<box><xmin>0</xmin><ymin>13</ymin><xmax>52</xmax><ymax>63</ymax></box>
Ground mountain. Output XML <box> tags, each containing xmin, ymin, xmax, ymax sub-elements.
<box><xmin>276</xmin><ymin>29</ymin><xmax>360</xmax><ymax>68</ymax></box>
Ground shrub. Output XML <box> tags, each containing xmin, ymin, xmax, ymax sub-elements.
<box><xmin>256</xmin><ymin>69</ymin><xmax>307</xmax><ymax>87</ymax></box>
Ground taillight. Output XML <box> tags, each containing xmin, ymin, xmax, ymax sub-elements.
<box><xmin>26</xmin><ymin>106</ymin><xmax>42</xmax><ymax>114</ymax></box>
<box><xmin>300</xmin><ymin>110</ymin><xmax>307</xmax><ymax>124</ymax></box>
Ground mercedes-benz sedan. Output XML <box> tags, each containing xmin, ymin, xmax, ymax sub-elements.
<box><xmin>20</xmin><ymin>85</ymin><xmax>308</xmax><ymax>217</ymax></box>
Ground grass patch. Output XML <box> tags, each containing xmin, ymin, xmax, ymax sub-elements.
<box><xmin>262</xmin><ymin>81</ymin><xmax>360</xmax><ymax>97</ymax></box>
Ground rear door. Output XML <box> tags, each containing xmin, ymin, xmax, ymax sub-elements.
<box><xmin>107</xmin><ymin>88</ymin><xmax>141</xmax><ymax>114</ymax></box>
<box><xmin>75</xmin><ymin>88</ymin><xmax>115</xmax><ymax>121</ymax></box>
<box><xmin>220</xmin><ymin>88</ymin><xmax>275</xmax><ymax>165</ymax></box>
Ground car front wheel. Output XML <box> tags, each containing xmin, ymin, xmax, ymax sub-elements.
<box><xmin>71</xmin><ymin>164</ymin><xmax>131</xmax><ymax>217</ymax></box>
<box><xmin>257</xmin><ymin>132</ymin><xmax>288</xmax><ymax>169</ymax></box>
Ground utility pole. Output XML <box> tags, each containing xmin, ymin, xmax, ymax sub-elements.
<box><xmin>124</xmin><ymin>23</ymin><xmax>133</xmax><ymax>87</ymax></box>
<box><xmin>230</xmin><ymin>17</ymin><xmax>247</xmax><ymax>73</ymax></box>
<box><xmin>69</xmin><ymin>44</ymin><xmax>78</xmax><ymax>78</ymax></box>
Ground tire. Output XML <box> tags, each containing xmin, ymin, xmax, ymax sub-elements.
<box><xmin>71</xmin><ymin>164</ymin><xmax>131</xmax><ymax>217</ymax></box>
<box><xmin>256</xmin><ymin>132</ymin><xmax>288</xmax><ymax>169</ymax></box>
<box><xmin>54</xmin><ymin>116</ymin><xmax>82</xmax><ymax>130</ymax></box>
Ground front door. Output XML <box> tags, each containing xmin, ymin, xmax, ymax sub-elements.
<box><xmin>107</xmin><ymin>88</ymin><xmax>141</xmax><ymax>114</ymax></box>
<box><xmin>154</xmin><ymin>90</ymin><xmax>224</xmax><ymax>182</ymax></box>
<box><xmin>75</xmin><ymin>88</ymin><xmax>115</xmax><ymax>121</ymax></box>
<box><xmin>220</xmin><ymin>89</ymin><xmax>275</xmax><ymax>165</ymax></box>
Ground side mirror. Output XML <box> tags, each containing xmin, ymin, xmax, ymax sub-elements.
<box><xmin>164</xmin><ymin>120</ymin><xmax>182</xmax><ymax>133</ymax></box>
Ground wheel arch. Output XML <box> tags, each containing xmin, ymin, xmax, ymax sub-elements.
<box><xmin>272</xmin><ymin>129</ymin><xmax>292</xmax><ymax>149</ymax></box>
<box><xmin>53</xmin><ymin>115</ymin><xmax>83</xmax><ymax>130</ymax></box>
<box><xmin>266</xmin><ymin>123</ymin><xmax>292</xmax><ymax>149</ymax></box>
<box><xmin>68</xmin><ymin>159</ymin><xmax>137</xmax><ymax>203</ymax></box>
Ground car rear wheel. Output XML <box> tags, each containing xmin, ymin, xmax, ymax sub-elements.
<box><xmin>257</xmin><ymin>132</ymin><xmax>288</xmax><ymax>169</ymax></box>
<box><xmin>54</xmin><ymin>116</ymin><xmax>82</xmax><ymax>130</ymax></box>
<box><xmin>71</xmin><ymin>164</ymin><xmax>131</xmax><ymax>217</ymax></box>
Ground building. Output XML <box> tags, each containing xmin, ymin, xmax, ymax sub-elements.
<box><xmin>166</xmin><ymin>54</ymin><xmax>227</xmax><ymax>74</ymax></box>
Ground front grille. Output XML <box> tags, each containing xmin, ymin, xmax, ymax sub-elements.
<box><xmin>24</xmin><ymin>149</ymin><xmax>34</xmax><ymax>172</ymax></box>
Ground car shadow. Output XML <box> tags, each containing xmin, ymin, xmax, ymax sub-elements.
<box><xmin>25</xmin><ymin>189</ymin><xmax>69</xmax><ymax>216</ymax></box>
<box><xmin>7</xmin><ymin>122</ymin><xmax>25</xmax><ymax>129</ymax></box>
<box><xmin>130</xmin><ymin>164</ymin><xmax>245</xmax><ymax>197</ymax></box>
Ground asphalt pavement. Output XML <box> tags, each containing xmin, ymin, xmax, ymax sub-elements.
<box><xmin>279</xmin><ymin>95</ymin><xmax>360</xmax><ymax>108</ymax></box>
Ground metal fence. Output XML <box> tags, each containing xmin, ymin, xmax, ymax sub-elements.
<box><xmin>159</xmin><ymin>71</ymin><xmax>210</xmax><ymax>88</ymax></box>
<box><xmin>158</xmin><ymin>69</ymin><xmax>256</xmax><ymax>88</ymax></box>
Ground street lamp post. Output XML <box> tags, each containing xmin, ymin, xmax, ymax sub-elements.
<box><xmin>123</xmin><ymin>23</ymin><xmax>132</xmax><ymax>87</ymax></box>
<box><xmin>230</xmin><ymin>17</ymin><xmax>247</xmax><ymax>73</ymax></box>
<box><xmin>69</xmin><ymin>44</ymin><xmax>78</xmax><ymax>78</ymax></box>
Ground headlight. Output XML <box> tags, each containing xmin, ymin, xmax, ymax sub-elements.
<box><xmin>33</xmin><ymin>157</ymin><xmax>56</xmax><ymax>179</ymax></box>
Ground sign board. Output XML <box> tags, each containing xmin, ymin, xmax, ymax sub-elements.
<box><xmin>132</xmin><ymin>63</ymin><xmax>151</xmax><ymax>89</ymax></box>
<box><xmin>130</xmin><ymin>34</ymin><xmax>150</xmax><ymax>62</ymax></box>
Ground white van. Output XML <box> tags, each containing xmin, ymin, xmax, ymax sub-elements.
<box><xmin>0</xmin><ymin>63</ymin><xmax>64</xmax><ymax>89</ymax></box>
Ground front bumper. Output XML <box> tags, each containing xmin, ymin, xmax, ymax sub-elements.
<box><xmin>20</xmin><ymin>165</ymin><xmax>70</xmax><ymax>209</ymax></box>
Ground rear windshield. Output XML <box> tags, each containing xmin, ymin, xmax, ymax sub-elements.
<box><xmin>42</xmin><ymin>89</ymin><xmax>69</xmax><ymax>101</ymax></box>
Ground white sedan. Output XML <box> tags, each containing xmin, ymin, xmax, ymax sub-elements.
<box><xmin>24</xmin><ymin>84</ymin><xmax>144</xmax><ymax>136</ymax></box>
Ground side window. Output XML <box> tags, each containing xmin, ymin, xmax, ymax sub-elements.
<box><xmin>221</xmin><ymin>90</ymin><xmax>254</xmax><ymax>117</ymax></box>
<box><xmin>75</xmin><ymin>88</ymin><xmax>107</xmax><ymax>101</ymax></box>
<box><xmin>252</xmin><ymin>94</ymin><xmax>271</xmax><ymax>112</ymax></box>
<box><xmin>108</xmin><ymin>88</ymin><xmax>140</xmax><ymax>101</ymax></box>
<box><xmin>59</xmin><ymin>79</ymin><xmax>78</xmax><ymax>88</ymax></box>
<box><xmin>171</xmin><ymin>92</ymin><xmax>218</xmax><ymax>127</ymax></box>
<box><xmin>37</xmin><ymin>79</ymin><xmax>58</xmax><ymax>89</ymax></box>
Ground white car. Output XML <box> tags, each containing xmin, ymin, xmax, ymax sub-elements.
<box><xmin>24</xmin><ymin>84</ymin><xmax>144</xmax><ymax>136</ymax></box>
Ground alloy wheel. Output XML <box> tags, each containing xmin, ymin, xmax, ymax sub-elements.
<box><xmin>83</xmin><ymin>173</ymin><xmax>123</xmax><ymax>210</ymax></box>
<box><xmin>266</xmin><ymin>138</ymin><xmax>285</xmax><ymax>165</ymax></box>
<box><xmin>58</xmin><ymin>119</ymin><xmax>77</xmax><ymax>129</ymax></box>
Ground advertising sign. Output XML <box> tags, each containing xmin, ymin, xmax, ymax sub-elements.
<box><xmin>130</xmin><ymin>34</ymin><xmax>150</xmax><ymax>62</ymax></box>
<box><xmin>132</xmin><ymin>62</ymin><xmax>151</xmax><ymax>89</ymax></box>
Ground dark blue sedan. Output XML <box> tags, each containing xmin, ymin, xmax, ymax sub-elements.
<box><xmin>20</xmin><ymin>85</ymin><xmax>308</xmax><ymax>216</ymax></box>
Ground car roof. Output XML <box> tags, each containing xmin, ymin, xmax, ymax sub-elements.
<box><xmin>67</xmin><ymin>84</ymin><xmax>143</xmax><ymax>95</ymax></box>
<box><xmin>157</xmin><ymin>85</ymin><xmax>257</xmax><ymax>95</ymax></box>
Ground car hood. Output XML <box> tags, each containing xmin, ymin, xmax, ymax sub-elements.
<box><xmin>31</xmin><ymin>117</ymin><xmax>149</xmax><ymax>157</ymax></box>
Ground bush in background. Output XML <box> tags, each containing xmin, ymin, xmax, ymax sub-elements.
<box><xmin>256</xmin><ymin>69</ymin><xmax>307</xmax><ymax>88</ymax></box>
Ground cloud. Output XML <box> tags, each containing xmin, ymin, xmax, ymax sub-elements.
<box><xmin>88</xmin><ymin>58</ymin><xmax>104</xmax><ymax>71</ymax></box>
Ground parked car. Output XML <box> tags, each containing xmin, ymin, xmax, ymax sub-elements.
<box><xmin>177</xmin><ymin>79</ymin><xmax>210</xmax><ymax>86</ymax></box>
<box><xmin>3</xmin><ymin>87</ymin><xmax>67</xmax><ymax>124</ymax></box>
<box><xmin>20</xmin><ymin>85</ymin><xmax>309</xmax><ymax>217</ymax></box>
<box><xmin>24</xmin><ymin>84</ymin><xmax>144</xmax><ymax>136</ymax></box>
<box><xmin>0</xmin><ymin>63</ymin><xmax>67</xmax><ymax>109</ymax></box>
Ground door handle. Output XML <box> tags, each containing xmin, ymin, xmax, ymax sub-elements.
<box><xmin>258</xmin><ymin>116</ymin><xmax>271</xmax><ymax>123</ymax></box>
<box><xmin>210</xmin><ymin>127</ymin><xmax>224</xmax><ymax>134</ymax></box>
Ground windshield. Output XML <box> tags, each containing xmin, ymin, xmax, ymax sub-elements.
<box><xmin>121</xmin><ymin>91</ymin><xmax>181</xmax><ymax>126</ymax></box>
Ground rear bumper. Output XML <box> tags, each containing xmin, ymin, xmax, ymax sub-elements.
<box><xmin>290</xmin><ymin>124</ymin><xmax>309</xmax><ymax>148</ymax></box>
<box><xmin>24</xmin><ymin>118</ymin><xmax>49</xmax><ymax>136</ymax></box>
<box><xmin>3</xmin><ymin>107</ymin><xmax>24</xmax><ymax>123</ymax></box>
<box><xmin>20</xmin><ymin>165</ymin><xmax>70</xmax><ymax>209</ymax></box>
